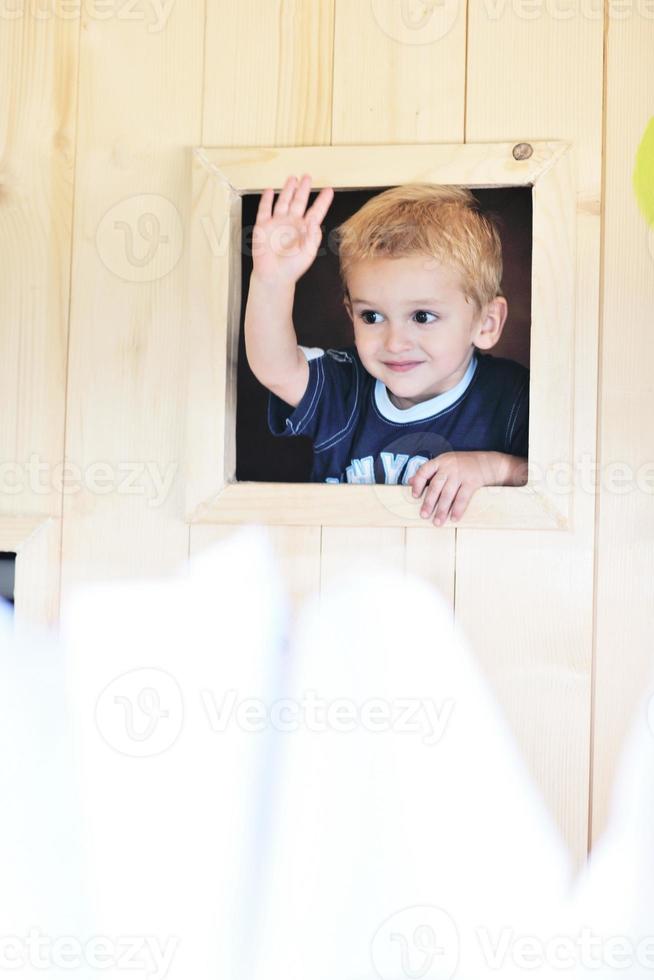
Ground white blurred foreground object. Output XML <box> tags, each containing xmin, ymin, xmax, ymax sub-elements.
<box><xmin>1</xmin><ymin>526</ymin><xmax>653</xmax><ymax>978</ymax></box>
<box><xmin>0</xmin><ymin>597</ymin><xmax>90</xmax><ymax>978</ymax></box>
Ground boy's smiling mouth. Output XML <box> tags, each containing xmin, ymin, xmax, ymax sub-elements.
<box><xmin>383</xmin><ymin>360</ymin><xmax>424</xmax><ymax>372</ymax></box>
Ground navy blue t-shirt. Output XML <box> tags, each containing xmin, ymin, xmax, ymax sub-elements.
<box><xmin>267</xmin><ymin>345</ymin><xmax>529</xmax><ymax>485</ymax></box>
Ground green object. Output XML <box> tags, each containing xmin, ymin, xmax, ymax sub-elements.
<box><xmin>633</xmin><ymin>117</ymin><xmax>654</xmax><ymax>226</ymax></box>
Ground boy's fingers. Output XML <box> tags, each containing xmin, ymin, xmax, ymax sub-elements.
<box><xmin>449</xmin><ymin>484</ymin><xmax>474</xmax><ymax>522</ymax></box>
<box><xmin>306</xmin><ymin>185</ymin><xmax>334</xmax><ymax>226</ymax></box>
<box><xmin>273</xmin><ymin>175</ymin><xmax>298</xmax><ymax>217</ymax></box>
<box><xmin>419</xmin><ymin>474</ymin><xmax>448</xmax><ymax>518</ymax></box>
<box><xmin>288</xmin><ymin>174</ymin><xmax>312</xmax><ymax>218</ymax></box>
<box><xmin>432</xmin><ymin>482</ymin><xmax>459</xmax><ymax>525</ymax></box>
<box><xmin>410</xmin><ymin>461</ymin><xmax>439</xmax><ymax>497</ymax></box>
<box><xmin>256</xmin><ymin>187</ymin><xmax>274</xmax><ymax>224</ymax></box>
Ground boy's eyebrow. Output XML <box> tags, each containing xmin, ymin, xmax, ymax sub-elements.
<box><xmin>350</xmin><ymin>297</ymin><xmax>446</xmax><ymax>304</ymax></box>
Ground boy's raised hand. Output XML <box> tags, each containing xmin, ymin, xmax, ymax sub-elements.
<box><xmin>252</xmin><ymin>175</ymin><xmax>334</xmax><ymax>286</ymax></box>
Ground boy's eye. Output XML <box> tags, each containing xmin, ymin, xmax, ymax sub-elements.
<box><xmin>357</xmin><ymin>310</ymin><xmax>439</xmax><ymax>325</ymax></box>
<box><xmin>413</xmin><ymin>310</ymin><xmax>439</xmax><ymax>325</ymax></box>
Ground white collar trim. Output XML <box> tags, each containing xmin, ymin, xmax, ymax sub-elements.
<box><xmin>374</xmin><ymin>353</ymin><xmax>478</xmax><ymax>422</ymax></box>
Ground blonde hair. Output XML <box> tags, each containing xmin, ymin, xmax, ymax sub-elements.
<box><xmin>333</xmin><ymin>183</ymin><xmax>504</xmax><ymax>317</ymax></box>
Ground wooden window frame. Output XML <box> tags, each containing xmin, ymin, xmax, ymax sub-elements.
<box><xmin>0</xmin><ymin>516</ymin><xmax>58</xmax><ymax>629</ymax></box>
<box><xmin>186</xmin><ymin>141</ymin><xmax>575</xmax><ymax>531</ymax></box>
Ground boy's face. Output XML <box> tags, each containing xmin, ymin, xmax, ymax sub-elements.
<box><xmin>343</xmin><ymin>255</ymin><xmax>507</xmax><ymax>410</ymax></box>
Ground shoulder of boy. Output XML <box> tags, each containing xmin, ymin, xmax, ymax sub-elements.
<box><xmin>297</xmin><ymin>346</ymin><xmax>355</xmax><ymax>365</ymax></box>
<box><xmin>476</xmin><ymin>350</ymin><xmax>529</xmax><ymax>379</ymax></box>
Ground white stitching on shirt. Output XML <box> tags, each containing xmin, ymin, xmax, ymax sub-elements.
<box><xmin>314</xmin><ymin>353</ymin><xmax>360</xmax><ymax>451</ymax></box>
<box><xmin>289</xmin><ymin>356</ymin><xmax>325</xmax><ymax>434</ymax></box>
<box><xmin>505</xmin><ymin>378</ymin><xmax>528</xmax><ymax>452</ymax></box>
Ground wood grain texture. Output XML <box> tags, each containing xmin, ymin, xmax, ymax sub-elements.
<box><xmin>59</xmin><ymin>5</ymin><xmax>204</xmax><ymax>596</ymax></box>
<box><xmin>593</xmin><ymin>11</ymin><xmax>654</xmax><ymax>843</ymax></box>
<box><xmin>200</xmin><ymin>0</ymin><xmax>336</xmax><ymax>620</ymax></box>
<box><xmin>328</xmin><ymin>0</ymin><xmax>466</xmax><ymax>649</ymax></box>
<box><xmin>0</xmin><ymin>7</ymin><xmax>78</xmax><ymax>625</ymax></box>
<box><xmin>461</xmin><ymin>3</ymin><xmax>603</xmax><ymax>866</ymax></box>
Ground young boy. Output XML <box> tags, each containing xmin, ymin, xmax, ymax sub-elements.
<box><xmin>244</xmin><ymin>175</ymin><xmax>529</xmax><ymax>526</ymax></box>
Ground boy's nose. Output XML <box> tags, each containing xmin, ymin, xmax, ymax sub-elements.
<box><xmin>383</xmin><ymin>323</ymin><xmax>413</xmax><ymax>353</ymax></box>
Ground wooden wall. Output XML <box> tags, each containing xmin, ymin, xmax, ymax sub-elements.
<box><xmin>3</xmin><ymin>0</ymin><xmax>653</xmax><ymax>866</ymax></box>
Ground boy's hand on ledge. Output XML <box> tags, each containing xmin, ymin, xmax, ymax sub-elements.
<box><xmin>407</xmin><ymin>451</ymin><xmax>528</xmax><ymax>526</ymax></box>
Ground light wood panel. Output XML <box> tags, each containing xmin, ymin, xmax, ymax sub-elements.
<box><xmin>460</xmin><ymin>5</ymin><xmax>603</xmax><ymax>866</ymax></box>
<box><xmin>332</xmin><ymin>0</ymin><xmax>466</xmax><ymax>143</ymax></box>
<box><xmin>0</xmin><ymin>6</ymin><xmax>78</xmax><ymax>627</ymax></box>
<box><xmin>330</xmin><ymin>0</ymin><xmax>467</xmax><ymax>629</ymax></box>
<box><xmin>203</xmin><ymin>0</ymin><xmax>334</xmax><ymax>149</ymax></box>
<box><xmin>201</xmin><ymin>0</ymin><xmax>335</xmax><ymax>612</ymax></box>
<box><xmin>59</xmin><ymin>5</ymin><xmax>204</xmax><ymax>598</ymax></box>
<box><xmin>593</xmin><ymin>12</ymin><xmax>654</xmax><ymax>843</ymax></box>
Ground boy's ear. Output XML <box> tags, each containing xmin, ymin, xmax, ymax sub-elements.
<box><xmin>472</xmin><ymin>296</ymin><xmax>508</xmax><ymax>350</ymax></box>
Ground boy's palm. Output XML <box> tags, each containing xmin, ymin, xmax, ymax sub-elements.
<box><xmin>253</xmin><ymin>175</ymin><xmax>334</xmax><ymax>285</ymax></box>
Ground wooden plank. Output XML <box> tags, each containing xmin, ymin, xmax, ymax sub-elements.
<box><xmin>200</xmin><ymin>0</ymin><xmax>336</xmax><ymax>611</ymax></box>
<box><xmin>326</xmin><ymin>0</ymin><xmax>467</xmax><ymax>613</ymax></box>
<box><xmin>0</xmin><ymin>6</ymin><xmax>78</xmax><ymax>626</ymax></box>
<box><xmin>593</xmin><ymin>12</ymin><xmax>654</xmax><ymax>843</ymax></box>
<box><xmin>196</xmin><ymin>140</ymin><xmax>561</xmax><ymax>190</ymax></box>
<box><xmin>332</xmin><ymin>0</ymin><xmax>466</xmax><ymax>143</ymax></box>
<box><xmin>320</xmin><ymin>526</ymin><xmax>406</xmax><ymax>590</ymax></box>
<box><xmin>458</xmin><ymin>5</ymin><xmax>603</xmax><ymax>867</ymax></box>
<box><xmin>203</xmin><ymin>0</ymin><xmax>334</xmax><ymax>149</ymax></box>
<box><xmin>59</xmin><ymin>5</ymin><xmax>204</xmax><ymax>596</ymax></box>
<box><xmin>190</xmin><ymin>481</ymin><xmax>565</xmax><ymax>528</ymax></box>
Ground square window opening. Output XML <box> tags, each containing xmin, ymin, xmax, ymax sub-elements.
<box><xmin>235</xmin><ymin>185</ymin><xmax>532</xmax><ymax>484</ymax></box>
